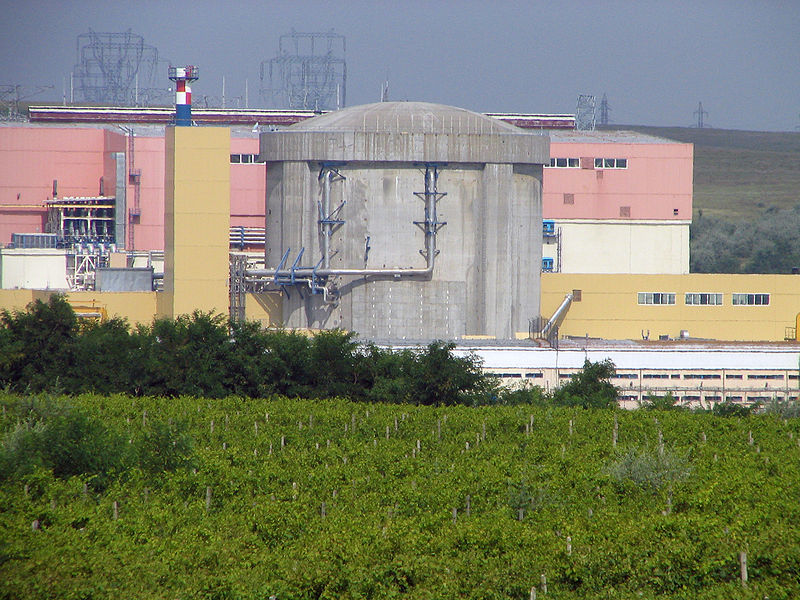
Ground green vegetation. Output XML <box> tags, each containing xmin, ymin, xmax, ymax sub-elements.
<box><xmin>0</xmin><ymin>296</ymin><xmax>493</xmax><ymax>405</ymax></box>
<box><xmin>2</xmin><ymin>393</ymin><xmax>799</xmax><ymax>598</ymax></box>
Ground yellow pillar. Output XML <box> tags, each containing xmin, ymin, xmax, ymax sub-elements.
<box><xmin>159</xmin><ymin>127</ymin><xmax>230</xmax><ymax>319</ymax></box>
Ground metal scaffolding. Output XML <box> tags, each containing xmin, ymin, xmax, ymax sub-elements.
<box><xmin>72</xmin><ymin>29</ymin><xmax>168</xmax><ymax>106</ymax></box>
<box><xmin>260</xmin><ymin>30</ymin><xmax>346</xmax><ymax>110</ymax></box>
<box><xmin>575</xmin><ymin>94</ymin><xmax>596</xmax><ymax>131</ymax></box>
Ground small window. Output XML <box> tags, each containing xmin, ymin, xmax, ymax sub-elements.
<box><xmin>673</xmin><ymin>208</ymin><xmax>679</xmax><ymax>216</ymax></box>
<box><xmin>230</xmin><ymin>154</ymin><xmax>242</xmax><ymax>163</ymax></box>
<box><xmin>542</xmin><ymin>257</ymin><xmax>554</xmax><ymax>272</ymax></box>
<box><xmin>594</xmin><ymin>158</ymin><xmax>603</xmax><ymax>168</ymax></box>
<box><xmin>241</xmin><ymin>154</ymin><xmax>254</xmax><ymax>164</ymax></box>
<box><xmin>604</xmin><ymin>158</ymin><xmax>615</xmax><ymax>168</ymax></box>
<box><xmin>638</xmin><ymin>292</ymin><xmax>676</xmax><ymax>305</ymax></box>
<box><xmin>725</xmin><ymin>374</ymin><xmax>744</xmax><ymax>379</ymax></box>
<box><xmin>685</xmin><ymin>293</ymin><xmax>723</xmax><ymax>306</ymax></box>
<box><xmin>619</xmin><ymin>206</ymin><xmax>631</xmax><ymax>217</ymax></box>
<box><xmin>616</xmin><ymin>158</ymin><xmax>627</xmax><ymax>168</ymax></box>
<box><xmin>556</xmin><ymin>157</ymin><xmax>567</xmax><ymax>167</ymax></box>
<box><xmin>525</xmin><ymin>372</ymin><xmax>544</xmax><ymax>378</ymax></box>
<box><xmin>543</xmin><ymin>220</ymin><xmax>555</xmax><ymax>235</ymax></box>
<box><xmin>563</xmin><ymin>193</ymin><xmax>575</xmax><ymax>205</ymax></box>
<box><xmin>549</xmin><ymin>158</ymin><xmax>556</xmax><ymax>167</ymax></box>
<box><xmin>732</xmin><ymin>293</ymin><xmax>770</xmax><ymax>306</ymax></box>
<box><xmin>568</xmin><ymin>158</ymin><xmax>579</xmax><ymax>168</ymax></box>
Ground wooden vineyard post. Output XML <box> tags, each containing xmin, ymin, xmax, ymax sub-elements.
<box><xmin>739</xmin><ymin>551</ymin><xmax>748</xmax><ymax>586</ymax></box>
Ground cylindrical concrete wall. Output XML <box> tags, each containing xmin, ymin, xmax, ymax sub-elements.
<box><xmin>260</xmin><ymin>102</ymin><xmax>549</xmax><ymax>341</ymax></box>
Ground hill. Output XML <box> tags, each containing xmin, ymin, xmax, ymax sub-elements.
<box><xmin>606</xmin><ymin>125</ymin><xmax>800</xmax><ymax>221</ymax></box>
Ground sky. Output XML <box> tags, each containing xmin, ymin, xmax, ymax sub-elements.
<box><xmin>1</xmin><ymin>0</ymin><xmax>799</xmax><ymax>132</ymax></box>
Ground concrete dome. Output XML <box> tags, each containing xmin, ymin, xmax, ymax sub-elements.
<box><xmin>291</xmin><ymin>101</ymin><xmax>522</xmax><ymax>135</ymax></box>
<box><xmin>262</xmin><ymin>101</ymin><xmax>548</xmax><ymax>164</ymax></box>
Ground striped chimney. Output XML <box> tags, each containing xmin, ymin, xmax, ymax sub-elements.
<box><xmin>168</xmin><ymin>66</ymin><xmax>199</xmax><ymax>126</ymax></box>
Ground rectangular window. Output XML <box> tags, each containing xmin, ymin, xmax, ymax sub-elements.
<box><xmin>525</xmin><ymin>372</ymin><xmax>544</xmax><ymax>378</ymax></box>
<box><xmin>241</xmin><ymin>154</ymin><xmax>254</xmax><ymax>164</ymax></box>
<box><xmin>643</xmin><ymin>373</ymin><xmax>670</xmax><ymax>379</ymax></box>
<box><xmin>542</xmin><ymin>257</ymin><xmax>554</xmax><ymax>272</ymax></box>
<box><xmin>230</xmin><ymin>154</ymin><xmax>242</xmax><ymax>163</ymax></box>
<box><xmin>747</xmin><ymin>374</ymin><xmax>784</xmax><ymax>380</ymax></box>
<box><xmin>619</xmin><ymin>206</ymin><xmax>631</xmax><ymax>217</ymax></box>
<box><xmin>595</xmin><ymin>158</ymin><xmax>628</xmax><ymax>169</ymax></box>
<box><xmin>683</xmin><ymin>373</ymin><xmax>721</xmax><ymax>380</ymax></box>
<box><xmin>543</xmin><ymin>220</ymin><xmax>555</xmax><ymax>235</ymax></box>
<box><xmin>563</xmin><ymin>193</ymin><xmax>574</xmax><ymax>205</ymax></box>
<box><xmin>638</xmin><ymin>292</ymin><xmax>676</xmax><ymax>305</ymax></box>
<box><xmin>685</xmin><ymin>293</ymin><xmax>723</xmax><ymax>306</ymax></box>
<box><xmin>725</xmin><ymin>374</ymin><xmax>743</xmax><ymax>379</ymax></box>
<box><xmin>546</xmin><ymin>157</ymin><xmax>580</xmax><ymax>168</ymax></box>
<box><xmin>732</xmin><ymin>293</ymin><xmax>770</xmax><ymax>306</ymax></box>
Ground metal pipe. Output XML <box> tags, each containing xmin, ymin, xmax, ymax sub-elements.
<box><xmin>540</xmin><ymin>293</ymin><xmax>573</xmax><ymax>339</ymax></box>
<box><xmin>322</xmin><ymin>168</ymin><xmax>331</xmax><ymax>270</ymax></box>
<box><xmin>248</xmin><ymin>164</ymin><xmax>443</xmax><ymax>287</ymax></box>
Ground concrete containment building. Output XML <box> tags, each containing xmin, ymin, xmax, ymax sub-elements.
<box><xmin>258</xmin><ymin>102</ymin><xmax>550</xmax><ymax>340</ymax></box>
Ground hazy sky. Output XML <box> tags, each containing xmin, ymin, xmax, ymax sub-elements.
<box><xmin>2</xmin><ymin>0</ymin><xmax>799</xmax><ymax>131</ymax></box>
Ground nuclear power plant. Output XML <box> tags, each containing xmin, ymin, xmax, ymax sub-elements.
<box><xmin>2</xmin><ymin>62</ymin><xmax>800</xmax><ymax>406</ymax></box>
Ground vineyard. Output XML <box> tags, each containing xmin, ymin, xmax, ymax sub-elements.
<box><xmin>2</xmin><ymin>393</ymin><xmax>799</xmax><ymax>599</ymax></box>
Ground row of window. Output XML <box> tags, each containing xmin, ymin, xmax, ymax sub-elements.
<box><xmin>546</xmin><ymin>157</ymin><xmax>628</xmax><ymax>169</ymax></box>
<box><xmin>638</xmin><ymin>292</ymin><xmax>770</xmax><ymax>306</ymax></box>
<box><xmin>230</xmin><ymin>154</ymin><xmax>263</xmax><ymax>164</ymax></box>
<box><xmin>618</xmin><ymin>373</ymin><xmax>787</xmax><ymax>381</ymax></box>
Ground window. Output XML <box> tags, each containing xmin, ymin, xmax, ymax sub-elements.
<box><xmin>732</xmin><ymin>293</ymin><xmax>770</xmax><ymax>306</ymax></box>
<box><xmin>685</xmin><ymin>293</ymin><xmax>723</xmax><ymax>306</ymax></box>
<box><xmin>542</xmin><ymin>257</ymin><xmax>554</xmax><ymax>272</ymax></box>
<box><xmin>619</xmin><ymin>206</ymin><xmax>631</xmax><ymax>217</ymax></box>
<box><xmin>525</xmin><ymin>372</ymin><xmax>544</xmax><ymax>379</ymax></box>
<box><xmin>563</xmin><ymin>193</ymin><xmax>575</xmax><ymax>205</ymax></box>
<box><xmin>230</xmin><ymin>153</ymin><xmax>262</xmax><ymax>164</ymax></box>
<box><xmin>594</xmin><ymin>158</ymin><xmax>627</xmax><ymax>169</ymax></box>
<box><xmin>543</xmin><ymin>220</ymin><xmax>555</xmax><ymax>235</ymax></box>
<box><xmin>547</xmin><ymin>157</ymin><xmax>580</xmax><ymax>168</ymax></box>
<box><xmin>643</xmin><ymin>373</ymin><xmax>670</xmax><ymax>379</ymax></box>
<box><xmin>747</xmin><ymin>374</ymin><xmax>784</xmax><ymax>380</ymax></box>
<box><xmin>725</xmin><ymin>374</ymin><xmax>743</xmax><ymax>379</ymax></box>
<box><xmin>638</xmin><ymin>292</ymin><xmax>676</xmax><ymax>305</ymax></box>
<box><xmin>613</xmin><ymin>373</ymin><xmax>639</xmax><ymax>379</ymax></box>
<box><xmin>683</xmin><ymin>373</ymin><xmax>721</xmax><ymax>380</ymax></box>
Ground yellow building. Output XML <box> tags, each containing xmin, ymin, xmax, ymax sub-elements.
<box><xmin>541</xmin><ymin>273</ymin><xmax>800</xmax><ymax>342</ymax></box>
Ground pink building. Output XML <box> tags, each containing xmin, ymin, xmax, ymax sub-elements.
<box><xmin>0</xmin><ymin>124</ymin><xmax>264</xmax><ymax>252</ymax></box>
<box><xmin>542</xmin><ymin>130</ymin><xmax>693</xmax><ymax>274</ymax></box>
<box><xmin>1</xmin><ymin>112</ymin><xmax>693</xmax><ymax>277</ymax></box>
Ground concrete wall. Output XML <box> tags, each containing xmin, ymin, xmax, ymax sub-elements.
<box><xmin>542</xmin><ymin>272</ymin><xmax>800</xmax><ymax>341</ymax></box>
<box><xmin>265</xmin><ymin>161</ymin><xmax>543</xmax><ymax>340</ymax></box>
<box><xmin>543</xmin><ymin>220</ymin><xmax>690</xmax><ymax>274</ymax></box>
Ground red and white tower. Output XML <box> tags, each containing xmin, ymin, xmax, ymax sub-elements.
<box><xmin>168</xmin><ymin>65</ymin><xmax>199</xmax><ymax>126</ymax></box>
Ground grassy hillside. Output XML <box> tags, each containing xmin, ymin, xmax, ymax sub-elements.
<box><xmin>608</xmin><ymin>126</ymin><xmax>800</xmax><ymax>221</ymax></box>
<box><xmin>2</xmin><ymin>393</ymin><xmax>799</xmax><ymax>599</ymax></box>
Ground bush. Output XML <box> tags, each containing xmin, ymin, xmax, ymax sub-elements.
<box><xmin>553</xmin><ymin>359</ymin><xmax>618</xmax><ymax>408</ymax></box>
<box><xmin>608</xmin><ymin>446</ymin><xmax>691</xmax><ymax>492</ymax></box>
<box><xmin>0</xmin><ymin>398</ymin><xmax>128</xmax><ymax>490</ymax></box>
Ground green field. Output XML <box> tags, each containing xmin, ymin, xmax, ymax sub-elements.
<box><xmin>2</xmin><ymin>394</ymin><xmax>799</xmax><ymax>599</ymax></box>
<box><xmin>611</xmin><ymin>125</ymin><xmax>800</xmax><ymax>221</ymax></box>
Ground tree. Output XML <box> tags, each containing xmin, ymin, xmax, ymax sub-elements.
<box><xmin>553</xmin><ymin>359</ymin><xmax>618</xmax><ymax>408</ymax></box>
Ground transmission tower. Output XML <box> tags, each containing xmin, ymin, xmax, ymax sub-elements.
<box><xmin>575</xmin><ymin>94</ymin><xmax>596</xmax><ymax>131</ymax></box>
<box><xmin>598</xmin><ymin>93</ymin><xmax>611</xmax><ymax>126</ymax></box>
<box><xmin>0</xmin><ymin>85</ymin><xmax>53</xmax><ymax>121</ymax></box>
<box><xmin>260</xmin><ymin>29</ymin><xmax>346</xmax><ymax>111</ymax></box>
<box><xmin>72</xmin><ymin>29</ymin><xmax>168</xmax><ymax>106</ymax></box>
<box><xmin>693</xmin><ymin>101</ymin><xmax>709</xmax><ymax>128</ymax></box>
